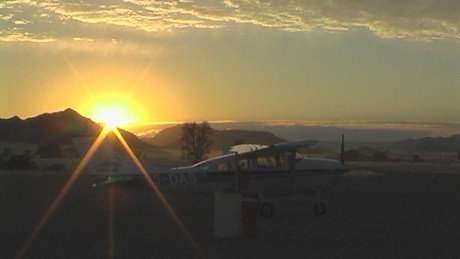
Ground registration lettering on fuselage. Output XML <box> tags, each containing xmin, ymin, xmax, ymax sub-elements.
<box><xmin>153</xmin><ymin>173</ymin><xmax>197</xmax><ymax>186</ymax></box>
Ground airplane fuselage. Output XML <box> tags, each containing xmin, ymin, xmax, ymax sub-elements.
<box><xmin>161</xmin><ymin>158</ymin><xmax>344</xmax><ymax>194</ymax></box>
<box><xmin>78</xmin><ymin>138</ymin><xmax>350</xmax><ymax>216</ymax></box>
<box><xmin>94</xmin><ymin>157</ymin><xmax>348</xmax><ymax>197</ymax></box>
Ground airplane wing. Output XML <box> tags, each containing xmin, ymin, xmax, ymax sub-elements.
<box><xmin>224</xmin><ymin>139</ymin><xmax>318</xmax><ymax>157</ymax></box>
<box><xmin>223</xmin><ymin>144</ymin><xmax>269</xmax><ymax>155</ymax></box>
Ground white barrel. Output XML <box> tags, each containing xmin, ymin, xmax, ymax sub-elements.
<box><xmin>213</xmin><ymin>192</ymin><xmax>242</xmax><ymax>238</ymax></box>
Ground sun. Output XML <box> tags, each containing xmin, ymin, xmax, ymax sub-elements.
<box><xmin>94</xmin><ymin>107</ymin><xmax>129</xmax><ymax>129</ymax></box>
<box><xmin>82</xmin><ymin>95</ymin><xmax>144</xmax><ymax>129</ymax></box>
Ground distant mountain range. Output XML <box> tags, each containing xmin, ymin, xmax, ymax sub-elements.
<box><xmin>137</xmin><ymin>124</ymin><xmax>460</xmax><ymax>154</ymax></box>
<box><xmin>391</xmin><ymin>135</ymin><xmax>460</xmax><ymax>153</ymax></box>
<box><xmin>0</xmin><ymin>109</ymin><xmax>284</xmax><ymax>151</ymax></box>
<box><xmin>142</xmin><ymin>124</ymin><xmax>285</xmax><ymax>150</ymax></box>
<box><xmin>0</xmin><ymin>109</ymin><xmax>459</xmax><ymax>153</ymax></box>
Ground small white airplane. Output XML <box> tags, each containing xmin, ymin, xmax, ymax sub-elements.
<box><xmin>73</xmin><ymin>135</ymin><xmax>351</xmax><ymax>217</ymax></box>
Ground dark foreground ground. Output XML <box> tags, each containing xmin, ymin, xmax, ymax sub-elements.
<box><xmin>1</xmin><ymin>166</ymin><xmax>460</xmax><ymax>259</ymax></box>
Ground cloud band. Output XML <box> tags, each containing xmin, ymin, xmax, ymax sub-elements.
<box><xmin>1</xmin><ymin>0</ymin><xmax>459</xmax><ymax>42</ymax></box>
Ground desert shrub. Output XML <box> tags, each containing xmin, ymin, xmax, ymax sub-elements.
<box><xmin>413</xmin><ymin>154</ymin><xmax>424</xmax><ymax>163</ymax></box>
<box><xmin>36</xmin><ymin>142</ymin><xmax>63</xmax><ymax>158</ymax></box>
<box><xmin>43</xmin><ymin>163</ymin><xmax>66</xmax><ymax>172</ymax></box>
<box><xmin>344</xmin><ymin>150</ymin><xmax>368</xmax><ymax>161</ymax></box>
<box><xmin>2</xmin><ymin>154</ymin><xmax>37</xmax><ymax>170</ymax></box>
<box><xmin>2</xmin><ymin>147</ymin><xmax>12</xmax><ymax>158</ymax></box>
<box><xmin>371</xmin><ymin>151</ymin><xmax>388</xmax><ymax>162</ymax></box>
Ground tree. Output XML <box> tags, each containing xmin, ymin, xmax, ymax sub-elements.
<box><xmin>181</xmin><ymin>121</ymin><xmax>213</xmax><ymax>164</ymax></box>
<box><xmin>371</xmin><ymin>151</ymin><xmax>388</xmax><ymax>162</ymax></box>
<box><xmin>2</xmin><ymin>154</ymin><xmax>37</xmax><ymax>170</ymax></box>
<box><xmin>2</xmin><ymin>147</ymin><xmax>11</xmax><ymax>159</ymax></box>
<box><xmin>413</xmin><ymin>154</ymin><xmax>424</xmax><ymax>163</ymax></box>
<box><xmin>36</xmin><ymin>142</ymin><xmax>63</xmax><ymax>158</ymax></box>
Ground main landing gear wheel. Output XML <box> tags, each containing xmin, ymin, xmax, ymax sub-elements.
<box><xmin>313</xmin><ymin>202</ymin><xmax>327</xmax><ymax>216</ymax></box>
<box><xmin>259</xmin><ymin>202</ymin><xmax>275</xmax><ymax>218</ymax></box>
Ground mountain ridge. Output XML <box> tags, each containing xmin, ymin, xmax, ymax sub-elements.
<box><xmin>142</xmin><ymin>124</ymin><xmax>285</xmax><ymax>150</ymax></box>
<box><xmin>0</xmin><ymin>108</ymin><xmax>100</xmax><ymax>144</ymax></box>
<box><xmin>1</xmin><ymin>109</ymin><xmax>459</xmax><ymax>154</ymax></box>
<box><xmin>391</xmin><ymin>135</ymin><xmax>460</xmax><ymax>153</ymax></box>
<box><xmin>0</xmin><ymin>108</ymin><xmax>151</xmax><ymax>150</ymax></box>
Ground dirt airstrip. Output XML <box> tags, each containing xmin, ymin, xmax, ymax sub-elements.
<box><xmin>1</xmin><ymin>164</ymin><xmax>459</xmax><ymax>258</ymax></box>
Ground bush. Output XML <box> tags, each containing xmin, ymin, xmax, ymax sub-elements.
<box><xmin>413</xmin><ymin>155</ymin><xmax>424</xmax><ymax>163</ymax></box>
<box><xmin>43</xmin><ymin>163</ymin><xmax>66</xmax><ymax>172</ymax></box>
<box><xmin>344</xmin><ymin>150</ymin><xmax>368</xmax><ymax>161</ymax></box>
<box><xmin>371</xmin><ymin>151</ymin><xmax>388</xmax><ymax>162</ymax></box>
<box><xmin>36</xmin><ymin>142</ymin><xmax>63</xmax><ymax>158</ymax></box>
<box><xmin>1</xmin><ymin>155</ymin><xmax>37</xmax><ymax>170</ymax></box>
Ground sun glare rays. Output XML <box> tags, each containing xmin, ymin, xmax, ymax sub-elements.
<box><xmin>18</xmin><ymin>126</ymin><xmax>201</xmax><ymax>258</ymax></box>
<box><xmin>95</xmin><ymin>107</ymin><xmax>130</xmax><ymax>129</ymax></box>
<box><xmin>17</xmin><ymin>127</ymin><xmax>111</xmax><ymax>258</ymax></box>
<box><xmin>111</xmin><ymin>128</ymin><xmax>202</xmax><ymax>257</ymax></box>
<box><xmin>62</xmin><ymin>53</ymin><xmax>148</xmax><ymax>128</ymax></box>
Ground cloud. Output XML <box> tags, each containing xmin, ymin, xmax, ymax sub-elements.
<box><xmin>220</xmin><ymin>0</ymin><xmax>460</xmax><ymax>40</ymax></box>
<box><xmin>1</xmin><ymin>0</ymin><xmax>460</xmax><ymax>43</ymax></box>
<box><xmin>210</xmin><ymin>120</ymin><xmax>460</xmax><ymax>141</ymax></box>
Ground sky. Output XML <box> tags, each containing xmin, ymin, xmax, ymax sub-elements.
<box><xmin>1</xmin><ymin>0</ymin><xmax>460</xmax><ymax>128</ymax></box>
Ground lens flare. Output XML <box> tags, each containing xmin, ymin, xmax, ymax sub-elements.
<box><xmin>82</xmin><ymin>95</ymin><xmax>145</xmax><ymax>128</ymax></box>
<box><xmin>18</xmin><ymin>128</ymin><xmax>201</xmax><ymax>258</ymax></box>
<box><xmin>17</xmin><ymin>128</ymin><xmax>111</xmax><ymax>258</ymax></box>
<box><xmin>111</xmin><ymin>128</ymin><xmax>202</xmax><ymax>256</ymax></box>
<box><xmin>95</xmin><ymin>108</ymin><xmax>128</xmax><ymax>129</ymax></box>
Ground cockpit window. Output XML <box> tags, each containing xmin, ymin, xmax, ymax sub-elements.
<box><xmin>217</xmin><ymin>162</ymin><xmax>230</xmax><ymax>171</ymax></box>
<box><xmin>237</xmin><ymin>154</ymin><xmax>287</xmax><ymax>171</ymax></box>
<box><xmin>238</xmin><ymin>160</ymin><xmax>249</xmax><ymax>170</ymax></box>
<box><xmin>256</xmin><ymin>156</ymin><xmax>276</xmax><ymax>168</ymax></box>
<box><xmin>198</xmin><ymin>164</ymin><xmax>210</xmax><ymax>170</ymax></box>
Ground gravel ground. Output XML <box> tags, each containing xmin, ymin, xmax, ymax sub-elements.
<box><xmin>1</xmin><ymin>166</ymin><xmax>459</xmax><ymax>259</ymax></box>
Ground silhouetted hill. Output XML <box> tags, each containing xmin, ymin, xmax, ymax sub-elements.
<box><xmin>0</xmin><ymin>109</ymin><xmax>153</xmax><ymax>149</ymax></box>
<box><xmin>0</xmin><ymin>108</ymin><xmax>101</xmax><ymax>144</ymax></box>
<box><xmin>392</xmin><ymin>135</ymin><xmax>460</xmax><ymax>153</ymax></box>
<box><xmin>145</xmin><ymin>125</ymin><xmax>183</xmax><ymax>147</ymax></box>
<box><xmin>143</xmin><ymin>124</ymin><xmax>285</xmax><ymax>150</ymax></box>
<box><xmin>111</xmin><ymin>128</ymin><xmax>155</xmax><ymax>149</ymax></box>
